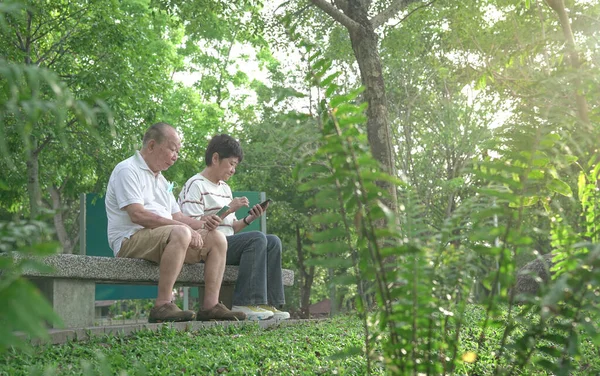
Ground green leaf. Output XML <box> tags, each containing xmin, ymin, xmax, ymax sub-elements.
<box><xmin>509</xmin><ymin>196</ymin><xmax>538</xmax><ymax>207</ymax></box>
<box><xmin>527</xmin><ymin>170</ymin><xmax>544</xmax><ymax>180</ymax></box>
<box><xmin>325</xmin><ymin>83</ymin><xmax>339</xmax><ymax>97</ymax></box>
<box><xmin>334</xmin><ymin>103</ymin><xmax>363</xmax><ymax>117</ymax></box>
<box><xmin>330</xmin><ymin>87</ymin><xmax>364</xmax><ymax>108</ymax></box>
<box><xmin>539</xmin><ymin>133</ymin><xmax>560</xmax><ymax>149</ymax></box>
<box><xmin>534</xmin><ymin>359</ymin><xmax>557</xmax><ymax>373</ymax></box>
<box><xmin>305</xmin><ymin>257</ymin><xmax>352</xmax><ymax>268</ymax></box>
<box><xmin>475</xmin><ymin>73</ymin><xmax>487</xmax><ymax>90</ymax></box>
<box><xmin>593</xmin><ymin>163</ymin><xmax>600</xmax><ymax>180</ymax></box>
<box><xmin>328</xmin><ymin>346</ymin><xmax>363</xmax><ymax>360</ymax></box>
<box><xmin>337</xmin><ymin>115</ymin><xmax>367</xmax><ymax>126</ymax></box>
<box><xmin>331</xmin><ymin>274</ymin><xmax>356</xmax><ymax>285</ymax></box>
<box><xmin>315</xmin><ymin>189</ymin><xmax>341</xmax><ymax>209</ymax></box>
<box><xmin>547</xmin><ymin>178</ymin><xmax>572</xmax><ymax>197</ymax></box>
<box><xmin>537</xmin><ymin>345</ymin><xmax>561</xmax><ymax>358</ymax></box>
<box><xmin>309</xmin><ymin>227</ymin><xmax>347</xmax><ymax>242</ymax></box>
<box><xmin>578</xmin><ymin>171</ymin><xmax>586</xmax><ymax>200</ymax></box>
<box><xmin>298</xmin><ymin>176</ymin><xmax>337</xmax><ymax>192</ymax></box>
<box><xmin>297</xmin><ymin>164</ymin><xmax>331</xmax><ymax>180</ymax></box>
<box><xmin>310</xmin><ymin>212</ymin><xmax>344</xmax><ymax>225</ymax></box>
<box><xmin>310</xmin><ymin>241</ymin><xmax>349</xmax><ymax>255</ymax></box>
<box><xmin>321</xmin><ymin>72</ymin><xmax>341</xmax><ymax>88</ymax></box>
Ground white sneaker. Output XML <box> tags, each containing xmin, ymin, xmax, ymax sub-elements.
<box><xmin>258</xmin><ymin>305</ymin><xmax>290</xmax><ymax>320</ymax></box>
<box><xmin>231</xmin><ymin>305</ymin><xmax>274</xmax><ymax>321</ymax></box>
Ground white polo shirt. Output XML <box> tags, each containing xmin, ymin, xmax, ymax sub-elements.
<box><xmin>105</xmin><ymin>151</ymin><xmax>180</xmax><ymax>256</ymax></box>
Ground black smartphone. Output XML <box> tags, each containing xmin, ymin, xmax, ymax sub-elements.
<box><xmin>259</xmin><ymin>198</ymin><xmax>273</xmax><ymax>209</ymax></box>
<box><xmin>248</xmin><ymin>199</ymin><xmax>272</xmax><ymax>213</ymax></box>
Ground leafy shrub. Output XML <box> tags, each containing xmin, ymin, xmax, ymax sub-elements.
<box><xmin>0</xmin><ymin>2</ymin><xmax>104</xmax><ymax>353</ymax></box>
<box><xmin>287</xmin><ymin>17</ymin><xmax>600</xmax><ymax>375</ymax></box>
<box><xmin>0</xmin><ymin>220</ymin><xmax>62</xmax><ymax>352</ymax></box>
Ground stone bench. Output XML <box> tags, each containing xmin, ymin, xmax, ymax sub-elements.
<box><xmin>20</xmin><ymin>254</ymin><xmax>294</xmax><ymax>329</ymax></box>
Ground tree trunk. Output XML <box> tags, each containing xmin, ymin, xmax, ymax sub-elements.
<box><xmin>328</xmin><ymin>266</ymin><xmax>338</xmax><ymax>317</ymax></box>
<box><xmin>296</xmin><ymin>224</ymin><xmax>315</xmax><ymax>318</ymax></box>
<box><xmin>346</xmin><ymin>1</ymin><xmax>398</xmax><ymax>212</ymax></box>
<box><xmin>26</xmin><ymin>143</ymin><xmax>42</xmax><ymax>218</ymax></box>
<box><xmin>50</xmin><ymin>185</ymin><xmax>75</xmax><ymax>254</ymax></box>
<box><xmin>544</xmin><ymin>0</ymin><xmax>589</xmax><ymax>125</ymax></box>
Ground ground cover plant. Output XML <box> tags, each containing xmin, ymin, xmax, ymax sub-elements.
<box><xmin>2</xmin><ymin>308</ymin><xmax>599</xmax><ymax>375</ymax></box>
<box><xmin>2</xmin><ymin>316</ymin><xmax>379</xmax><ymax>375</ymax></box>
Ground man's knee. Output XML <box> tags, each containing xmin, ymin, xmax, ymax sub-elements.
<box><xmin>206</xmin><ymin>230</ymin><xmax>227</xmax><ymax>251</ymax></box>
<box><xmin>167</xmin><ymin>225</ymin><xmax>192</xmax><ymax>247</ymax></box>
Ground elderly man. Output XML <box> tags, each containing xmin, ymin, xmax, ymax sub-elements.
<box><xmin>105</xmin><ymin>123</ymin><xmax>245</xmax><ymax>322</ymax></box>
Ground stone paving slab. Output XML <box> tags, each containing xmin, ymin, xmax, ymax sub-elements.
<box><xmin>18</xmin><ymin>319</ymin><xmax>323</xmax><ymax>346</ymax></box>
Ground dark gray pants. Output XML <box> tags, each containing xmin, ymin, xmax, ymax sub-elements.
<box><xmin>225</xmin><ymin>231</ymin><xmax>285</xmax><ymax>306</ymax></box>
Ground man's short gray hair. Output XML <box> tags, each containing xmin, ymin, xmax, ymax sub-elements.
<box><xmin>142</xmin><ymin>122</ymin><xmax>173</xmax><ymax>147</ymax></box>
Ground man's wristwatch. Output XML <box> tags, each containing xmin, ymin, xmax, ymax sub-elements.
<box><xmin>243</xmin><ymin>216</ymin><xmax>251</xmax><ymax>226</ymax></box>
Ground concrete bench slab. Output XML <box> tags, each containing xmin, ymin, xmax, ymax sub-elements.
<box><xmin>15</xmin><ymin>254</ymin><xmax>294</xmax><ymax>329</ymax></box>
<box><xmin>21</xmin><ymin>254</ymin><xmax>295</xmax><ymax>286</ymax></box>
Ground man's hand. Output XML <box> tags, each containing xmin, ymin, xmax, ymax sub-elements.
<box><xmin>228</xmin><ymin>196</ymin><xmax>249</xmax><ymax>212</ymax></box>
<box><xmin>203</xmin><ymin>215</ymin><xmax>222</xmax><ymax>231</ymax></box>
<box><xmin>189</xmin><ymin>227</ymin><xmax>204</xmax><ymax>249</ymax></box>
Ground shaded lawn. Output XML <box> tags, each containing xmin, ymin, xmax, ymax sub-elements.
<box><xmin>1</xmin><ymin>317</ymin><xmax>381</xmax><ymax>375</ymax></box>
<box><xmin>3</xmin><ymin>306</ymin><xmax>599</xmax><ymax>375</ymax></box>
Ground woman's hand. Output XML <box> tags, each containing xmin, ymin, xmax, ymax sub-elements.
<box><xmin>228</xmin><ymin>196</ymin><xmax>249</xmax><ymax>212</ymax></box>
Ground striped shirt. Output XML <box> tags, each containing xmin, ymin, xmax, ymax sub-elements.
<box><xmin>178</xmin><ymin>173</ymin><xmax>236</xmax><ymax>236</ymax></box>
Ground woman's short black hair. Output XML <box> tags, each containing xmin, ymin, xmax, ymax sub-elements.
<box><xmin>205</xmin><ymin>134</ymin><xmax>244</xmax><ymax>166</ymax></box>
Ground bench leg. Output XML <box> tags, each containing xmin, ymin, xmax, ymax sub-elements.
<box><xmin>32</xmin><ymin>278</ymin><xmax>95</xmax><ymax>329</ymax></box>
<box><xmin>219</xmin><ymin>284</ymin><xmax>234</xmax><ymax>309</ymax></box>
<box><xmin>196</xmin><ymin>284</ymin><xmax>235</xmax><ymax>310</ymax></box>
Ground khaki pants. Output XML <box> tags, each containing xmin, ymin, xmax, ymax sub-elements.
<box><xmin>118</xmin><ymin>225</ymin><xmax>209</xmax><ymax>264</ymax></box>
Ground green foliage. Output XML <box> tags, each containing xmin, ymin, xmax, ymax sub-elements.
<box><xmin>286</xmin><ymin>2</ymin><xmax>600</xmax><ymax>373</ymax></box>
<box><xmin>0</xmin><ymin>60</ymin><xmax>103</xmax><ymax>167</ymax></box>
<box><xmin>0</xmin><ymin>0</ymin><xmax>101</xmax><ymax>354</ymax></box>
<box><xmin>0</xmin><ymin>219</ymin><xmax>62</xmax><ymax>352</ymax></box>
<box><xmin>0</xmin><ymin>0</ymin><xmax>187</xmax><ymax>251</ymax></box>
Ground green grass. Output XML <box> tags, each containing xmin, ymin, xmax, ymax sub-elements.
<box><xmin>2</xmin><ymin>307</ymin><xmax>599</xmax><ymax>375</ymax></box>
<box><xmin>1</xmin><ymin>317</ymin><xmax>381</xmax><ymax>375</ymax></box>
<box><xmin>453</xmin><ymin>305</ymin><xmax>600</xmax><ymax>375</ymax></box>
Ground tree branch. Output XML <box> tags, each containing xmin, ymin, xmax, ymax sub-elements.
<box><xmin>33</xmin><ymin>135</ymin><xmax>53</xmax><ymax>157</ymax></box>
<box><xmin>372</xmin><ymin>0</ymin><xmax>425</xmax><ymax>29</ymax></box>
<box><xmin>36</xmin><ymin>25</ymin><xmax>78</xmax><ymax>66</ymax></box>
<box><xmin>30</xmin><ymin>6</ymin><xmax>88</xmax><ymax>44</ymax></box>
<box><xmin>13</xmin><ymin>28</ymin><xmax>25</xmax><ymax>50</ymax></box>
<box><xmin>390</xmin><ymin>0</ymin><xmax>436</xmax><ymax>28</ymax></box>
<box><xmin>35</xmin><ymin>6</ymin><xmax>89</xmax><ymax>67</ymax></box>
<box><xmin>309</xmin><ymin>0</ymin><xmax>361</xmax><ymax>32</ymax></box>
<box><xmin>45</xmin><ymin>45</ymin><xmax>69</xmax><ymax>69</ymax></box>
<box><xmin>6</xmin><ymin>17</ymin><xmax>26</xmax><ymax>50</ymax></box>
<box><xmin>24</xmin><ymin>10</ymin><xmax>33</xmax><ymax>64</ymax></box>
<box><xmin>333</xmin><ymin>0</ymin><xmax>349</xmax><ymax>14</ymax></box>
<box><xmin>42</xmin><ymin>197</ymin><xmax>52</xmax><ymax>208</ymax></box>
